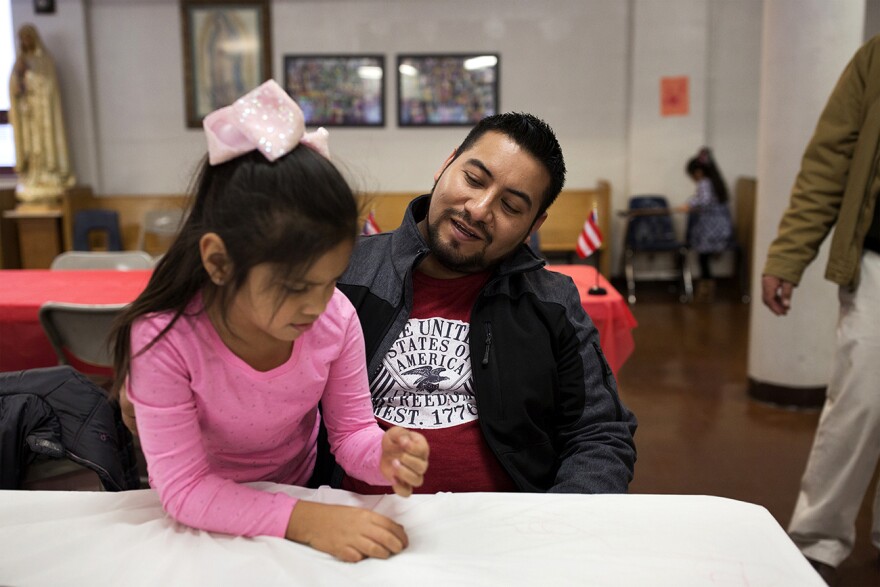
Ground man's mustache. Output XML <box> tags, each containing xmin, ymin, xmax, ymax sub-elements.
<box><xmin>444</xmin><ymin>209</ymin><xmax>492</xmax><ymax>244</ymax></box>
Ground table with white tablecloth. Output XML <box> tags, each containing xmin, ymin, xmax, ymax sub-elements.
<box><xmin>0</xmin><ymin>483</ymin><xmax>822</xmax><ymax>586</ymax></box>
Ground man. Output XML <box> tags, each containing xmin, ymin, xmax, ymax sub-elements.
<box><xmin>761</xmin><ymin>35</ymin><xmax>880</xmax><ymax>578</ymax></box>
<box><xmin>335</xmin><ymin>112</ymin><xmax>637</xmax><ymax>494</ymax></box>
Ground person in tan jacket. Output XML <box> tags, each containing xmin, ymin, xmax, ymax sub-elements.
<box><xmin>762</xmin><ymin>34</ymin><xmax>880</xmax><ymax>578</ymax></box>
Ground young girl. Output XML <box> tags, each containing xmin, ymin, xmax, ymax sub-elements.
<box><xmin>681</xmin><ymin>147</ymin><xmax>734</xmax><ymax>297</ymax></box>
<box><xmin>111</xmin><ymin>80</ymin><xmax>429</xmax><ymax>563</ymax></box>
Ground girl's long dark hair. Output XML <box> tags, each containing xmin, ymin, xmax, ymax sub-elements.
<box><xmin>110</xmin><ymin>146</ymin><xmax>359</xmax><ymax>397</ymax></box>
<box><xmin>686</xmin><ymin>147</ymin><xmax>729</xmax><ymax>203</ymax></box>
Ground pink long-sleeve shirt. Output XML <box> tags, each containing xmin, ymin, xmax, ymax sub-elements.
<box><xmin>127</xmin><ymin>289</ymin><xmax>388</xmax><ymax>538</ymax></box>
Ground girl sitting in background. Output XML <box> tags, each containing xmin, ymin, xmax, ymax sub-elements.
<box><xmin>111</xmin><ymin>80</ymin><xmax>428</xmax><ymax>563</ymax></box>
<box><xmin>681</xmin><ymin>147</ymin><xmax>734</xmax><ymax>300</ymax></box>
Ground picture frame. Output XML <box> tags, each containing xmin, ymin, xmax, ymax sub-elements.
<box><xmin>180</xmin><ymin>0</ymin><xmax>272</xmax><ymax>128</ymax></box>
<box><xmin>283</xmin><ymin>55</ymin><xmax>385</xmax><ymax>127</ymax></box>
<box><xmin>397</xmin><ymin>53</ymin><xmax>499</xmax><ymax>127</ymax></box>
<box><xmin>284</xmin><ymin>54</ymin><xmax>385</xmax><ymax>127</ymax></box>
<box><xmin>33</xmin><ymin>0</ymin><xmax>55</xmax><ymax>14</ymax></box>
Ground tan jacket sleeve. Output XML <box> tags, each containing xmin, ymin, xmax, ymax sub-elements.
<box><xmin>762</xmin><ymin>46</ymin><xmax>867</xmax><ymax>285</ymax></box>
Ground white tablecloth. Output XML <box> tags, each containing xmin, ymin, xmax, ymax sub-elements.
<box><xmin>0</xmin><ymin>484</ymin><xmax>822</xmax><ymax>586</ymax></box>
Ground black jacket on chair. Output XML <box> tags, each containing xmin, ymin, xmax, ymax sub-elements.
<box><xmin>0</xmin><ymin>365</ymin><xmax>139</xmax><ymax>490</ymax></box>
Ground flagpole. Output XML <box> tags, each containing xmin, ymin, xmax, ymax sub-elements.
<box><xmin>587</xmin><ymin>266</ymin><xmax>607</xmax><ymax>295</ymax></box>
<box><xmin>587</xmin><ymin>203</ymin><xmax>607</xmax><ymax>296</ymax></box>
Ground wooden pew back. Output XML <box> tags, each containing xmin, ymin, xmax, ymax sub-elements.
<box><xmin>360</xmin><ymin>181</ymin><xmax>611</xmax><ymax>275</ymax></box>
<box><xmin>538</xmin><ymin>181</ymin><xmax>610</xmax><ymax>275</ymax></box>
<box><xmin>64</xmin><ymin>180</ymin><xmax>611</xmax><ymax>275</ymax></box>
<box><xmin>63</xmin><ymin>191</ymin><xmax>188</xmax><ymax>256</ymax></box>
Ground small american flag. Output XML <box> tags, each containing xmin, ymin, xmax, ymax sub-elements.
<box><xmin>576</xmin><ymin>206</ymin><xmax>603</xmax><ymax>259</ymax></box>
<box><xmin>362</xmin><ymin>210</ymin><xmax>381</xmax><ymax>236</ymax></box>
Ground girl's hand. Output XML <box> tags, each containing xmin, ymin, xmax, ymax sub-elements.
<box><xmin>286</xmin><ymin>501</ymin><xmax>408</xmax><ymax>563</ymax></box>
<box><xmin>380</xmin><ymin>427</ymin><xmax>429</xmax><ymax>497</ymax></box>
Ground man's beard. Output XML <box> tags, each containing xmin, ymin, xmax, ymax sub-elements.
<box><xmin>425</xmin><ymin>208</ymin><xmax>493</xmax><ymax>274</ymax></box>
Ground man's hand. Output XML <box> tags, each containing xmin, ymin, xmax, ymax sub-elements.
<box><xmin>286</xmin><ymin>501</ymin><xmax>408</xmax><ymax>563</ymax></box>
<box><xmin>762</xmin><ymin>274</ymin><xmax>795</xmax><ymax>316</ymax></box>
<box><xmin>380</xmin><ymin>427</ymin><xmax>429</xmax><ymax>497</ymax></box>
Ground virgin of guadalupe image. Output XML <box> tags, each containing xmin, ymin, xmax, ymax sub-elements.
<box><xmin>196</xmin><ymin>9</ymin><xmax>260</xmax><ymax>114</ymax></box>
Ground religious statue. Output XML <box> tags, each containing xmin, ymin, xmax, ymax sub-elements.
<box><xmin>8</xmin><ymin>24</ymin><xmax>75</xmax><ymax>206</ymax></box>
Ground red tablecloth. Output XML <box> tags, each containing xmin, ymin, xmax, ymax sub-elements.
<box><xmin>0</xmin><ymin>270</ymin><xmax>152</xmax><ymax>372</ymax></box>
<box><xmin>0</xmin><ymin>266</ymin><xmax>635</xmax><ymax>375</ymax></box>
<box><xmin>546</xmin><ymin>264</ymin><xmax>637</xmax><ymax>373</ymax></box>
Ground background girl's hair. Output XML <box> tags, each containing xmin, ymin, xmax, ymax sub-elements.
<box><xmin>110</xmin><ymin>147</ymin><xmax>359</xmax><ymax>397</ymax></box>
<box><xmin>686</xmin><ymin>147</ymin><xmax>729</xmax><ymax>203</ymax></box>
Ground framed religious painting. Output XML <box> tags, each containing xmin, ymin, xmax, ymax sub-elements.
<box><xmin>180</xmin><ymin>0</ymin><xmax>272</xmax><ymax>128</ymax></box>
<box><xmin>283</xmin><ymin>54</ymin><xmax>385</xmax><ymax>127</ymax></box>
<box><xmin>397</xmin><ymin>53</ymin><xmax>499</xmax><ymax>127</ymax></box>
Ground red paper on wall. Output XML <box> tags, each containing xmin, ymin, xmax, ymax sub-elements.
<box><xmin>661</xmin><ymin>76</ymin><xmax>689</xmax><ymax>116</ymax></box>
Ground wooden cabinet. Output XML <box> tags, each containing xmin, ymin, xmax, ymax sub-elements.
<box><xmin>0</xmin><ymin>186</ymin><xmax>97</xmax><ymax>269</ymax></box>
<box><xmin>2</xmin><ymin>205</ymin><xmax>63</xmax><ymax>268</ymax></box>
<box><xmin>0</xmin><ymin>188</ymin><xmax>20</xmax><ymax>269</ymax></box>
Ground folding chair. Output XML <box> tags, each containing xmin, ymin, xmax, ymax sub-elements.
<box><xmin>35</xmin><ymin>301</ymin><xmax>147</xmax><ymax>488</ymax></box>
<box><xmin>21</xmin><ymin>303</ymin><xmax>136</xmax><ymax>489</ymax></box>
<box><xmin>50</xmin><ymin>250</ymin><xmax>155</xmax><ymax>270</ymax></box>
<box><xmin>622</xmin><ymin>195</ymin><xmax>693</xmax><ymax>304</ymax></box>
<box><xmin>137</xmin><ymin>209</ymin><xmax>186</xmax><ymax>257</ymax></box>
<box><xmin>38</xmin><ymin>301</ymin><xmax>126</xmax><ymax>370</ymax></box>
<box><xmin>72</xmin><ymin>209</ymin><xmax>123</xmax><ymax>251</ymax></box>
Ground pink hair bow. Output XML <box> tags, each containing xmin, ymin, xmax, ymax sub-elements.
<box><xmin>203</xmin><ymin>79</ymin><xmax>330</xmax><ymax>165</ymax></box>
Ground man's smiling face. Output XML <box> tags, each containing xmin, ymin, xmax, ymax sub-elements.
<box><xmin>419</xmin><ymin>131</ymin><xmax>550</xmax><ymax>278</ymax></box>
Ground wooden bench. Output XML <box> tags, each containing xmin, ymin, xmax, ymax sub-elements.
<box><xmin>63</xmin><ymin>180</ymin><xmax>611</xmax><ymax>275</ymax></box>
<box><xmin>536</xmin><ymin>180</ymin><xmax>610</xmax><ymax>275</ymax></box>
<box><xmin>363</xmin><ymin>180</ymin><xmax>611</xmax><ymax>275</ymax></box>
<box><xmin>62</xmin><ymin>189</ymin><xmax>188</xmax><ymax>256</ymax></box>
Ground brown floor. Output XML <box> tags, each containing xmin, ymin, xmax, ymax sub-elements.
<box><xmin>617</xmin><ymin>279</ymin><xmax>879</xmax><ymax>587</ymax></box>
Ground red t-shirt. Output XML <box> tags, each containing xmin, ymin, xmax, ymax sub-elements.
<box><xmin>343</xmin><ymin>269</ymin><xmax>517</xmax><ymax>493</ymax></box>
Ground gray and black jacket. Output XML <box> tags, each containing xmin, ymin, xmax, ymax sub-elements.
<box><xmin>334</xmin><ymin>195</ymin><xmax>637</xmax><ymax>493</ymax></box>
<box><xmin>0</xmin><ymin>366</ymin><xmax>139</xmax><ymax>490</ymax></box>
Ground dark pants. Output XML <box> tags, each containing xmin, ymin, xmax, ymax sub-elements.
<box><xmin>699</xmin><ymin>253</ymin><xmax>712</xmax><ymax>279</ymax></box>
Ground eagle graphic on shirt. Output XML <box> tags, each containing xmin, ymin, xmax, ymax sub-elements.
<box><xmin>401</xmin><ymin>366</ymin><xmax>449</xmax><ymax>391</ymax></box>
<box><xmin>370</xmin><ymin>317</ymin><xmax>477</xmax><ymax>429</ymax></box>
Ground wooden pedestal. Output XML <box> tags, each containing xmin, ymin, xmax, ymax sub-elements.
<box><xmin>2</xmin><ymin>205</ymin><xmax>63</xmax><ymax>268</ymax></box>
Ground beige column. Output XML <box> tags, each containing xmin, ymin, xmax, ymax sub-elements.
<box><xmin>747</xmin><ymin>0</ymin><xmax>864</xmax><ymax>406</ymax></box>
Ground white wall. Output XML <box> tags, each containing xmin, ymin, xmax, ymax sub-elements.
<box><xmin>625</xmin><ymin>0</ymin><xmax>708</xmax><ymax>277</ymax></box>
<box><xmin>271</xmin><ymin>0</ymin><xmax>632</xmax><ymax>200</ymax></box>
<box><xmin>89</xmin><ymin>0</ymin><xmax>204</xmax><ymax>194</ymax></box>
<box><xmin>707</xmin><ymin>0</ymin><xmax>762</xmax><ymax>212</ymax></box>
<box><xmin>10</xmin><ymin>0</ymin><xmax>765</xmax><ymax>276</ymax></box>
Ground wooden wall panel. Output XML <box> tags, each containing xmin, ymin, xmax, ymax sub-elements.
<box><xmin>64</xmin><ymin>181</ymin><xmax>612</xmax><ymax>274</ymax></box>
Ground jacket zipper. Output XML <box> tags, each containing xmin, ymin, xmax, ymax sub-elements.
<box><xmin>481</xmin><ymin>322</ymin><xmax>493</xmax><ymax>365</ymax></box>
<box><xmin>370</xmin><ymin>248</ymin><xmax>430</xmax><ymax>377</ymax></box>
<box><xmin>479</xmin><ymin>320</ymin><xmax>503</xmax><ymax>419</ymax></box>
